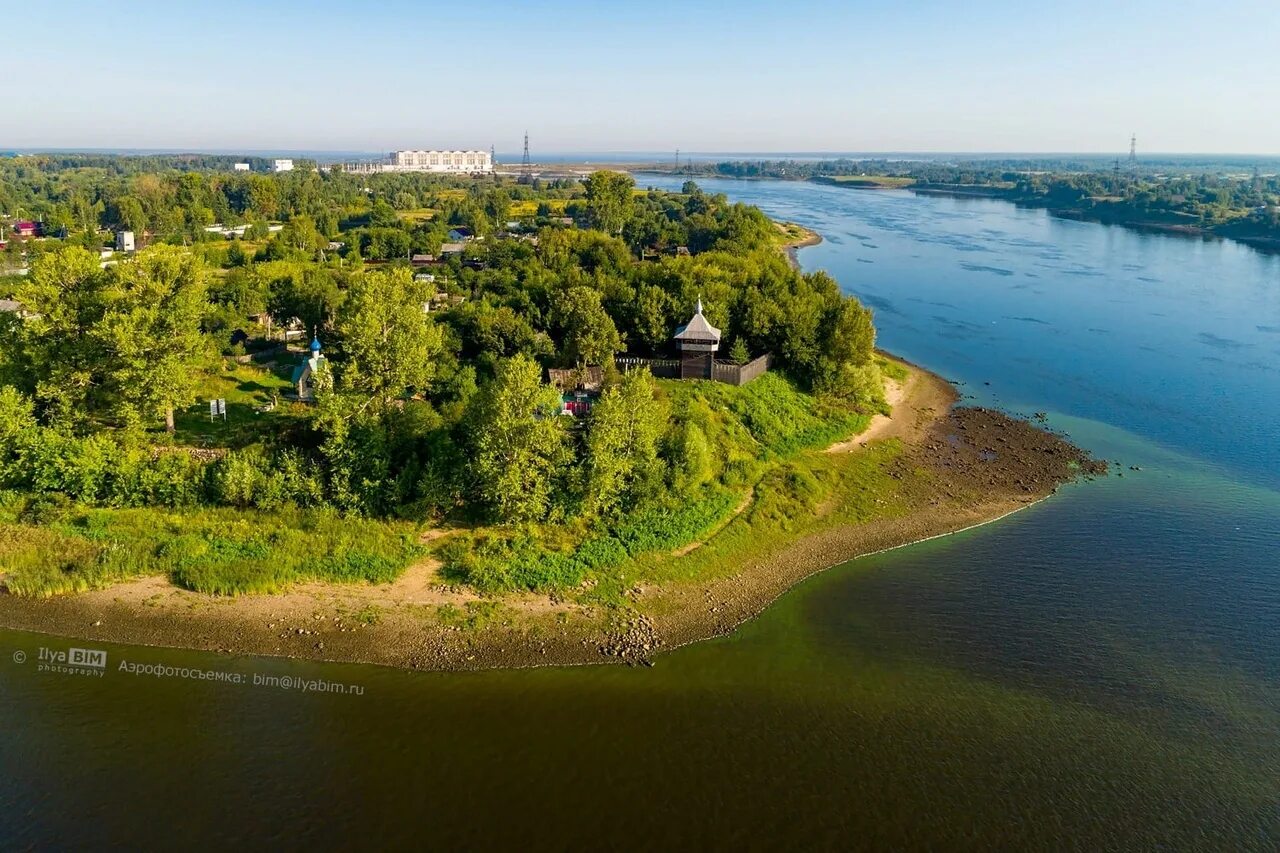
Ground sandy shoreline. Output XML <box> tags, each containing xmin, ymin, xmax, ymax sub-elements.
<box><xmin>0</xmin><ymin>357</ymin><xmax>1104</xmax><ymax>672</ymax></box>
<box><xmin>781</xmin><ymin>227</ymin><xmax>823</xmax><ymax>270</ymax></box>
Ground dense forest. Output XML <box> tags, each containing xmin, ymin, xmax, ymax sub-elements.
<box><xmin>0</xmin><ymin>157</ymin><xmax>882</xmax><ymax>597</ymax></box>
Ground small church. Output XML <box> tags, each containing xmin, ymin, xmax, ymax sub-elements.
<box><xmin>291</xmin><ymin>337</ymin><xmax>326</xmax><ymax>401</ymax></box>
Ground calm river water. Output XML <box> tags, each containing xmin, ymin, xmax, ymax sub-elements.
<box><xmin>2</xmin><ymin>179</ymin><xmax>1277</xmax><ymax>849</ymax></box>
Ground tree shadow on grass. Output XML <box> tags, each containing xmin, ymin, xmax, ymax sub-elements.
<box><xmin>236</xmin><ymin>380</ymin><xmax>276</xmax><ymax>396</ymax></box>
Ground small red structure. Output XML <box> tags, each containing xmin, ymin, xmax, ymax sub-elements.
<box><xmin>563</xmin><ymin>398</ymin><xmax>591</xmax><ymax>417</ymax></box>
<box><xmin>12</xmin><ymin>220</ymin><xmax>41</xmax><ymax>238</ymax></box>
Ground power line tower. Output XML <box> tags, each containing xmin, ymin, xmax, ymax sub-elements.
<box><xmin>520</xmin><ymin>131</ymin><xmax>532</xmax><ymax>184</ymax></box>
<box><xmin>1113</xmin><ymin>157</ymin><xmax>1122</xmax><ymax>187</ymax></box>
<box><xmin>675</xmin><ymin>148</ymin><xmax>680</xmax><ymax>172</ymax></box>
<box><xmin>1128</xmin><ymin>134</ymin><xmax>1137</xmax><ymax>169</ymax></box>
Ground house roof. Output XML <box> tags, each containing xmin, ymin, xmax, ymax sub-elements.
<box><xmin>674</xmin><ymin>300</ymin><xmax>721</xmax><ymax>341</ymax></box>
<box><xmin>440</xmin><ymin>242</ymin><xmax>466</xmax><ymax>254</ymax></box>
<box><xmin>547</xmin><ymin>365</ymin><xmax>604</xmax><ymax>391</ymax></box>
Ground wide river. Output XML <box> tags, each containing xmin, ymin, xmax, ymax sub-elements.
<box><xmin>3</xmin><ymin>178</ymin><xmax>1277</xmax><ymax>849</ymax></box>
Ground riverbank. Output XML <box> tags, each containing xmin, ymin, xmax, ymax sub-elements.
<box><xmin>774</xmin><ymin>221</ymin><xmax>822</xmax><ymax>269</ymax></box>
<box><xmin>0</xmin><ymin>358</ymin><xmax>1104</xmax><ymax>670</ymax></box>
<box><xmin>908</xmin><ymin>184</ymin><xmax>1280</xmax><ymax>254</ymax></box>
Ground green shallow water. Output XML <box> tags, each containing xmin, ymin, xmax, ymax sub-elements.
<box><xmin>2</xmin><ymin>180</ymin><xmax>1278</xmax><ymax>849</ymax></box>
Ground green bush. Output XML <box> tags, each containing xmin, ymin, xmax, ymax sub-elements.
<box><xmin>211</xmin><ymin>451</ymin><xmax>261</xmax><ymax>507</ymax></box>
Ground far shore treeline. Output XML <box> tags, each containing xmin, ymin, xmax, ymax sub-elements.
<box><xmin>0</xmin><ymin>156</ymin><xmax>881</xmax><ymax>597</ymax></box>
<box><xmin>670</xmin><ymin>156</ymin><xmax>1280</xmax><ymax>248</ymax></box>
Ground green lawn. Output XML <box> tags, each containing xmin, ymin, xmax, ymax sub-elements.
<box><xmin>166</xmin><ymin>357</ymin><xmax>306</xmax><ymax>449</ymax></box>
<box><xmin>397</xmin><ymin>207</ymin><xmax>439</xmax><ymax>224</ymax></box>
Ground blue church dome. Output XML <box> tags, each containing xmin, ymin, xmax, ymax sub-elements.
<box><xmin>309</xmin><ymin>337</ymin><xmax>322</xmax><ymax>352</ymax></box>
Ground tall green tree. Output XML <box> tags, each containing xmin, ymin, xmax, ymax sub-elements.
<box><xmin>9</xmin><ymin>246</ymin><xmax>108</xmax><ymax>427</ymax></box>
<box><xmin>583</xmin><ymin>170</ymin><xmax>635</xmax><ymax>234</ymax></box>
<box><xmin>247</xmin><ymin>176</ymin><xmax>279</xmax><ymax>218</ymax></box>
<box><xmin>824</xmin><ymin>297</ymin><xmax>875</xmax><ymax>367</ymax></box>
<box><xmin>114</xmin><ymin>196</ymin><xmax>148</xmax><ymax>233</ymax></box>
<box><xmin>335</xmin><ymin>267</ymin><xmax>443</xmax><ymax>411</ymax></box>
<box><xmin>279</xmin><ymin>215</ymin><xmax>327</xmax><ymax>256</ymax></box>
<box><xmin>628</xmin><ymin>283</ymin><xmax>672</xmax><ymax>352</ymax></box>
<box><xmin>468</xmin><ymin>354</ymin><xmax>567</xmax><ymax>524</ymax></box>
<box><xmin>552</xmin><ymin>285</ymin><xmax>623</xmax><ymax>367</ymax></box>
<box><xmin>584</xmin><ymin>368</ymin><xmax>665</xmax><ymax>517</ymax></box>
<box><xmin>96</xmin><ymin>246</ymin><xmax>212</xmax><ymax>432</ymax></box>
<box><xmin>263</xmin><ymin>262</ymin><xmax>343</xmax><ymax>337</ymax></box>
<box><xmin>482</xmin><ymin>189</ymin><xmax>511</xmax><ymax>230</ymax></box>
<box><xmin>814</xmin><ymin>297</ymin><xmax>877</xmax><ymax>400</ymax></box>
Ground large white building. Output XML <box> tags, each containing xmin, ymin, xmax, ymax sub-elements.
<box><xmin>391</xmin><ymin>150</ymin><xmax>492</xmax><ymax>173</ymax></box>
<box><xmin>271</xmin><ymin>159</ymin><xmax>294</xmax><ymax>173</ymax></box>
<box><xmin>342</xmin><ymin>150</ymin><xmax>493</xmax><ymax>174</ymax></box>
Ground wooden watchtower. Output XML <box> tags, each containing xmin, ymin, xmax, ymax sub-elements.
<box><xmin>673</xmin><ymin>299</ymin><xmax>721</xmax><ymax>380</ymax></box>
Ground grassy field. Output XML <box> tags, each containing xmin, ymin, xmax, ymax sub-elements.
<box><xmin>821</xmin><ymin>175</ymin><xmax>917</xmax><ymax>188</ymax></box>
<box><xmin>397</xmin><ymin>208</ymin><xmax>439</xmax><ymax>224</ymax></box>
<box><xmin>399</xmin><ymin>196</ymin><xmax>568</xmax><ymax>222</ymax></box>
<box><xmin>508</xmin><ymin>198</ymin><xmax>569</xmax><ymax>217</ymax></box>
<box><xmin>166</xmin><ymin>356</ymin><xmax>304</xmax><ymax>449</ymax></box>
<box><xmin>614</xmin><ymin>437</ymin><xmax>909</xmax><ymax>596</ymax></box>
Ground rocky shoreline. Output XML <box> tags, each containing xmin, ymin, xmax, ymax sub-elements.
<box><xmin>0</xmin><ymin>359</ymin><xmax>1106</xmax><ymax>672</ymax></box>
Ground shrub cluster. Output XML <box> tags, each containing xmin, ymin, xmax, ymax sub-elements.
<box><xmin>439</xmin><ymin>488</ymin><xmax>738</xmax><ymax>595</ymax></box>
<box><xmin>0</xmin><ymin>498</ymin><xmax>421</xmax><ymax>597</ymax></box>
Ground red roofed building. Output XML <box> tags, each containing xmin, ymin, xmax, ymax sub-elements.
<box><xmin>12</xmin><ymin>220</ymin><xmax>41</xmax><ymax>238</ymax></box>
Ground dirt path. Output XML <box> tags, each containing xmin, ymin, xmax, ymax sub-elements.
<box><xmin>824</xmin><ymin>362</ymin><xmax>951</xmax><ymax>452</ymax></box>
<box><xmin>671</xmin><ymin>487</ymin><xmax>755</xmax><ymax>557</ymax></box>
<box><xmin>673</xmin><ymin>360</ymin><xmax>927</xmax><ymax>558</ymax></box>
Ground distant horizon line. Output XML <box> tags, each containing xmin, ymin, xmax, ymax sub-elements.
<box><xmin>4</xmin><ymin>147</ymin><xmax>1279</xmax><ymax>161</ymax></box>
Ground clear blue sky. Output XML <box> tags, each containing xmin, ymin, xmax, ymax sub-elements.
<box><xmin>6</xmin><ymin>0</ymin><xmax>1278</xmax><ymax>154</ymax></box>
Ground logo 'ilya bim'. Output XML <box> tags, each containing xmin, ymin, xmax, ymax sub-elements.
<box><xmin>37</xmin><ymin>646</ymin><xmax>108</xmax><ymax>676</ymax></box>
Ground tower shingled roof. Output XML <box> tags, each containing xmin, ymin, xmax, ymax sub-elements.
<box><xmin>673</xmin><ymin>300</ymin><xmax>721</xmax><ymax>341</ymax></box>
